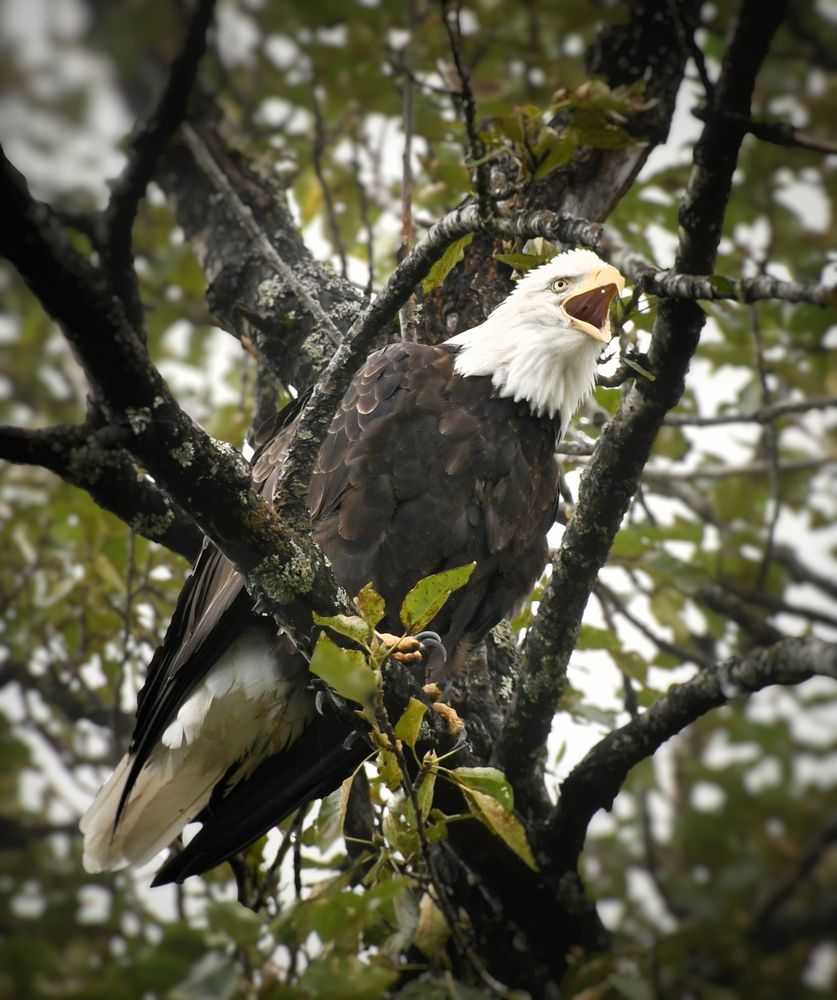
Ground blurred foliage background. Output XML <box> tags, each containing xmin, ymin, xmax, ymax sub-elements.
<box><xmin>1</xmin><ymin>0</ymin><xmax>836</xmax><ymax>996</ymax></box>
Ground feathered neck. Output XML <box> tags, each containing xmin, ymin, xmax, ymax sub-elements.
<box><xmin>445</xmin><ymin>305</ymin><xmax>604</xmax><ymax>433</ymax></box>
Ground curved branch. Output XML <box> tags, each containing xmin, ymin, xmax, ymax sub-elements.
<box><xmin>546</xmin><ymin>637</ymin><xmax>837</xmax><ymax>866</ymax></box>
<box><xmin>0</xmin><ymin>146</ymin><xmax>346</xmax><ymax>649</ymax></box>
<box><xmin>0</xmin><ymin>423</ymin><xmax>202</xmax><ymax>561</ymax></box>
<box><xmin>494</xmin><ymin>0</ymin><xmax>790</xmax><ymax>812</ymax></box>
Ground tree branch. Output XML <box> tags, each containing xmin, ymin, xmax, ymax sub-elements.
<box><xmin>103</xmin><ymin>0</ymin><xmax>217</xmax><ymax>332</ymax></box>
<box><xmin>158</xmin><ymin>107</ymin><xmax>363</xmax><ymax>391</ymax></box>
<box><xmin>494</xmin><ymin>0</ymin><xmax>790</xmax><ymax>814</ymax></box>
<box><xmin>665</xmin><ymin>395</ymin><xmax>837</xmax><ymax>426</ymax></box>
<box><xmin>694</xmin><ymin>105</ymin><xmax>837</xmax><ymax>157</ymax></box>
<box><xmin>642</xmin><ymin>456</ymin><xmax>835</xmax><ymax>482</ymax></box>
<box><xmin>0</xmin><ymin>423</ymin><xmax>201</xmax><ymax>560</ymax></box>
<box><xmin>441</xmin><ymin>0</ymin><xmax>491</xmax><ymax>219</ymax></box>
<box><xmin>545</xmin><ymin>637</ymin><xmax>837</xmax><ymax>867</ymax></box>
<box><xmin>0</xmin><ymin>146</ymin><xmax>346</xmax><ymax>649</ymax></box>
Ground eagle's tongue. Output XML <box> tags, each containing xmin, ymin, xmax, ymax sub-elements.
<box><xmin>564</xmin><ymin>282</ymin><xmax>620</xmax><ymax>331</ymax></box>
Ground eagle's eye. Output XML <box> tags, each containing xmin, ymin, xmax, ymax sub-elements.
<box><xmin>551</xmin><ymin>278</ymin><xmax>569</xmax><ymax>292</ymax></box>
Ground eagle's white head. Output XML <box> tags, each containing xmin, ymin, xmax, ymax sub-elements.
<box><xmin>446</xmin><ymin>248</ymin><xmax>625</xmax><ymax>431</ymax></box>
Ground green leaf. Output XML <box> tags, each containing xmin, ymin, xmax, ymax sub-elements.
<box><xmin>312</xmin><ymin>612</ymin><xmax>374</xmax><ymax>648</ymax></box>
<box><xmin>377</xmin><ymin>748</ymin><xmax>403</xmax><ymax>790</ymax></box>
<box><xmin>493</xmin><ymin>249</ymin><xmax>556</xmax><ymax>272</ymax></box>
<box><xmin>412</xmin><ymin>894</ymin><xmax>450</xmax><ymax>961</ymax></box>
<box><xmin>416</xmin><ymin>766</ymin><xmax>437</xmax><ymax>817</ymax></box>
<box><xmin>533</xmin><ymin>132</ymin><xmax>578</xmax><ymax>179</ymax></box>
<box><xmin>623</xmin><ymin>355</ymin><xmax>656</xmax><ymax>381</ymax></box>
<box><xmin>708</xmin><ymin>274</ymin><xmax>737</xmax><ymax>297</ymax></box>
<box><xmin>309</xmin><ymin>632</ymin><xmax>379</xmax><ymax>705</ymax></box>
<box><xmin>169</xmin><ymin>952</ymin><xmax>240</xmax><ymax>1000</ymax></box>
<box><xmin>460</xmin><ymin>786</ymin><xmax>539</xmax><ymax>871</ymax></box>
<box><xmin>448</xmin><ymin>766</ymin><xmax>516</xmax><ymax>812</ymax></box>
<box><xmin>205</xmin><ymin>902</ymin><xmax>262</xmax><ymax>950</ymax></box>
<box><xmin>354</xmin><ymin>583</ymin><xmax>385</xmax><ymax>628</ymax></box>
<box><xmin>382</xmin><ymin>803</ymin><xmax>420</xmax><ymax>858</ymax></box>
<box><xmin>296</xmin><ymin>954</ymin><xmax>399</xmax><ymax>1000</ymax></box>
<box><xmin>421</xmin><ymin>233</ymin><xmax>474</xmax><ymax>294</ymax></box>
<box><xmin>446</xmin><ymin>765</ymin><xmax>537</xmax><ymax>868</ymax></box>
<box><xmin>577</xmin><ymin>624</ymin><xmax>621</xmax><ymax>652</ymax></box>
<box><xmin>400</xmin><ymin>562</ymin><xmax>476</xmax><ymax>633</ymax></box>
<box><xmin>393</xmin><ymin>697</ymin><xmax>428</xmax><ymax>747</ymax></box>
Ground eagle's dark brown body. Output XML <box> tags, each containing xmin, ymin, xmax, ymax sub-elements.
<box><xmin>310</xmin><ymin>343</ymin><xmax>560</xmax><ymax>673</ymax></box>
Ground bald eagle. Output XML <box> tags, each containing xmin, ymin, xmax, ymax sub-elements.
<box><xmin>80</xmin><ymin>249</ymin><xmax>624</xmax><ymax>883</ymax></box>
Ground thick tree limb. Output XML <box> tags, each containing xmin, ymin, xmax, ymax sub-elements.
<box><xmin>545</xmin><ymin>638</ymin><xmax>837</xmax><ymax>867</ymax></box>
<box><xmin>0</xmin><ymin>423</ymin><xmax>202</xmax><ymax>561</ymax></box>
<box><xmin>0</xmin><ymin>146</ymin><xmax>346</xmax><ymax>648</ymax></box>
<box><xmin>158</xmin><ymin>107</ymin><xmax>364</xmax><ymax>390</ymax></box>
<box><xmin>494</xmin><ymin>0</ymin><xmax>790</xmax><ymax>815</ymax></box>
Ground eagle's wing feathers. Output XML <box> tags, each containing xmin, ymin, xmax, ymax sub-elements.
<box><xmin>82</xmin><ymin>392</ymin><xmax>312</xmax><ymax>871</ymax></box>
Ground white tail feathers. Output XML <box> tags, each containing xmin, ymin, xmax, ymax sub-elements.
<box><xmin>80</xmin><ymin>625</ymin><xmax>314</xmax><ymax>875</ymax></box>
<box><xmin>80</xmin><ymin>752</ymin><xmax>224</xmax><ymax>872</ymax></box>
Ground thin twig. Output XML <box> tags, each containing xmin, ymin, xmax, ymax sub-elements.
<box><xmin>372</xmin><ymin>690</ymin><xmax>511</xmax><ymax>995</ymax></box>
<box><xmin>310</xmin><ymin>74</ymin><xmax>348</xmax><ymax>278</ymax></box>
<box><xmin>595</xmin><ymin>580</ymin><xmax>714</xmax><ymax>670</ymax></box>
<box><xmin>112</xmin><ymin>530</ymin><xmax>137</xmax><ymax>749</ymax></box>
<box><xmin>104</xmin><ymin>0</ymin><xmax>217</xmax><ymax>333</ymax></box>
<box><xmin>440</xmin><ymin>0</ymin><xmax>491</xmax><ymax>219</ymax></box>
<box><xmin>351</xmin><ymin>132</ymin><xmax>375</xmax><ymax>298</ymax></box>
<box><xmin>693</xmin><ymin>105</ymin><xmax>837</xmax><ymax>156</ymax></box>
<box><xmin>749</xmin><ymin>304</ymin><xmax>782</xmax><ymax>591</ymax></box>
<box><xmin>642</xmin><ymin>456</ymin><xmax>836</xmax><ymax>482</ymax></box>
<box><xmin>398</xmin><ymin>0</ymin><xmax>418</xmax><ymax>341</ymax></box>
<box><xmin>252</xmin><ymin>809</ymin><xmax>306</xmax><ymax>912</ymax></box>
<box><xmin>755</xmin><ymin>813</ymin><xmax>837</xmax><ymax>928</ymax></box>
<box><xmin>664</xmin><ymin>395</ymin><xmax>837</xmax><ymax>426</ymax></box>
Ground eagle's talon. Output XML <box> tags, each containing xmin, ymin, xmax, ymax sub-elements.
<box><xmin>375</xmin><ymin>630</ymin><xmax>445</xmax><ymax>665</ymax></box>
<box><xmin>430</xmin><ymin>700</ymin><xmax>467</xmax><ymax>738</ymax></box>
<box><xmin>415</xmin><ymin>630</ymin><xmax>446</xmax><ymax>662</ymax></box>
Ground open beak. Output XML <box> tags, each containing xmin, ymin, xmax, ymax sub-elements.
<box><xmin>561</xmin><ymin>265</ymin><xmax>625</xmax><ymax>343</ymax></box>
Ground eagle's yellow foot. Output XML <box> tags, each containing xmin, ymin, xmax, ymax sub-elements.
<box><xmin>422</xmin><ymin>683</ymin><xmax>466</xmax><ymax>738</ymax></box>
<box><xmin>375</xmin><ymin>630</ymin><xmax>446</xmax><ymax>665</ymax></box>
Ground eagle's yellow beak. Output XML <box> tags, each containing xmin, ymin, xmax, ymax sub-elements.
<box><xmin>561</xmin><ymin>264</ymin><xmax>625</xmax><ymax>343</ymax></box>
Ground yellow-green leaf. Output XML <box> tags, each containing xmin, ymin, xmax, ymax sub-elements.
<box><xmin>416</xmin><ymin>767</ymin><xmax>437</xmax><ymax>818</ymax></box>
<box><xmin>312</xmin><ymin>612</ymin><xmax>374</xmax><ymax>647</ymax></box>
<box><xmin>377</xmin><ymin>748</ymin><xmax>403</xmax><ymax>791</ymax></box>
<box><xmin>354</xmin><ymin>583</ymin><xmax>385</xmax><ymax>628</ymax></box>
<box><xmin>400</xmin><ymin>562</ymin><xmax>476</xmax><ymax>633</ymax></box>
<box><xmin>393</xmin><ymin>697</ymin><xmax>428</xmax><ymax>747</ymax></box>
<box><xmin>309</xmin><ymin>632</ymin><xmax>379</xmax><ymax>705</ymax></box>
<box><xmin>449</xmin><ymin>765</ymin><xmax>515</xmax><ymax>811</ymax></box>
<box><xmin>461</xmin><ymin>787</ymin><xmax>538</xmax><ymax>871</ymax></box>
<box><xmin>421</xmin><ymin>233</ymin><xmax>474</xmax><ymax>294</ymax></box>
